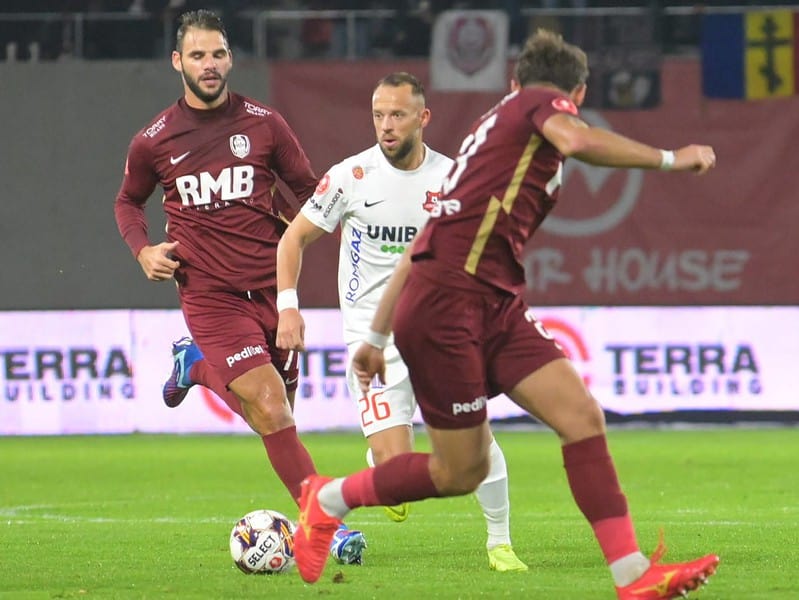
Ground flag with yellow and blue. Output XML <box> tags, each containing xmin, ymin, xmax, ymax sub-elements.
<box><xmin>702</xmin><ymin>10</ymin><xmax>799</xmax><ymax>99</ymax></box>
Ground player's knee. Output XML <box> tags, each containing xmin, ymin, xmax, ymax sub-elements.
<box><xmin>241</xmin><ymin>387</ymin><xmax>294</xmax><ymax>434</ymax></box>
<box><xmin>371</xmin><ymin>447</ymin><xmax>398</xmax><ymax>465</ymax></box>
<box><xmin>433</xmin><ymin>458</ymin><xmax>490</xmax><ymax>496</ymax></box>
<box><xmin>560</xmin><ymin>393</ymin><xmax>606</xmax><ymax>443</ymax></box>
<box><xmin>369</xmin><ymin>438</ymin><xmax>413</xmax><ymax>465</ymax></box>
<box><xmin>574</xmin><ymin>392</ymin><xmax>605</xmax><ymax>432</ymax></box>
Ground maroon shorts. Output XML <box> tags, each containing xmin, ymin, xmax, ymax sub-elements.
<box><xmin>393</xmin><ymin>267</ymin><xmax>565</xmax><ymax>430</ymax></box>
<box><xmin>178</xmin><ymin>287</ymin><xmax>299</xmax><ymax>391</ymax></box>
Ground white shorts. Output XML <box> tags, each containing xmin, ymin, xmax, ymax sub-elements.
<box><xmin>346</xmin><ymin>342</ymin><xmax>416</xmax><ymax>438</ymax></box>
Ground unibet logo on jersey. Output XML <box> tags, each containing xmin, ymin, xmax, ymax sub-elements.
<box><xmin>176</xmin><ymin>166</ymin><xmax>254</xmax><ymax>206</ymax></box>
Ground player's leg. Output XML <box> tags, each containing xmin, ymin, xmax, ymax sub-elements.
<box><xmin>501</xmin><ymin>307</ymin><xmax>718</xmax><ymax>597</ymax></box>
<box><xmin>227</xmin><ymin>361</ymin><xmax>316</xmax><ymax>496</ymax></box>
<box><xmin>477</xmin><ymin>435</ymin><xmax>528</xmax><ymax>572</ymax></box>
<box><xmin>366</xmin><ymin>427</ymin><xmax>414</xmax><ymax>465</ymax></box>
<box><xmin>162</xmin><ymin>340</ymin><xmax>246</xmax><ymax>416</ymax></box>
<box><xmin>364</xmin><ymin>426</ymin><xmax>413</xmax><ymax>522</ymax></box>
<box><xmin>179</xmin><ymin>289</ymin><xmax>316</xmax><ymax>504</ymax></box>
<box><xmin>265</xmin><ymin>309</ymin><xmax>365</xmax><ymax>565</ymax></box>
<box><xmin>347</xmin><ymin>345</ymin><xmax>415</xmax><ymax>522</ymax></box>
<box><xmin>294</xmin><ymin>271</ymin><xmax>493</xmax><ymax>583</ymax></box>
<box><xmin>227</xmin><ymin>357</ymin><xmax>373</xmax><ymax>565</ymax></box>
<box><xmin>295</xmin><ymin>422</ymin><xmax>492</xmax><ymax>583</ymax></box>
<box><xmin>330</xmin><ymin>412</ymin><xmax>413</xmax><ymax>564</ymax></box>
<box><xmin>162</xmin><ymin>337</ymin><xmax>227</xmax><ymax>409</ymax></box>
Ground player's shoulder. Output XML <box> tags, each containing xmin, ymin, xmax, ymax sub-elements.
<box><xmin>516</xmin><ymin>86</ymin><xmax>579</xmax><ymax>116</ymax></box>
<box><xmin>134</xmin><ymin>100</ymin><xmax>180</xmax><ymax>144</ymax></box>
<box><xmin>230</xmin><ymin>92</ymin><xmax>278</xmax><ymax>119</ymax></box>
<box><xmin>344</xmin><ymin>144</ymin><xmax>382</xmax><ymax>168</ymax></box>
<box><xmin>325</xmin><ymin>145</ymin><xmax>380</xmax><ymax>182</ymax></box>
<box><xmin>424</xmin><ymin>146</ymin><xmax>455</xmax><ymax>170</ymax></box>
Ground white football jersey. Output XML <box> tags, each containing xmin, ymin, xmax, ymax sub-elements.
<box><xmin>301</xmin><ymin>144</ymin><xmax>453</xmax><ymax>345</ymax></box>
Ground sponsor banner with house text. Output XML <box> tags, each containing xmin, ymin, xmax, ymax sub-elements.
<box><xmin>271</xmin><ymin>59</ymin><xmax>799</xmax><ymax>307</ymax></box>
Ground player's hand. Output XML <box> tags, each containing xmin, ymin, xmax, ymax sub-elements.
<box><xmin>352</xmin><ymin>343</ymin><xmax>386</xmax><ymax>395</ymax></box>
<box><xmin>276</xmin><ymin>309</ymin><xmax>305</xmax><ymax>351</ymax></box>
<box><xmin>674</xmin><ymin>145</ymin><xmax>716</xmax><ymax>175</ymax></box>
<box><xmin>137</xmin><ymin>241</ymin><xmax>180</xmax><ymax>281</ymax></box>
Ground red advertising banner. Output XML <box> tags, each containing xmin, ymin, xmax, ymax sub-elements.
<box><xmin>270</xmin><ymin>58</ymin><xmax>799</xmax><ymax>307</ymax></box>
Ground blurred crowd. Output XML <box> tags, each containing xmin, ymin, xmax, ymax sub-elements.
<box><xmin>1</xmin><ymin>1</ymin><xmax>796</xmax><ymax>61</ymax></box>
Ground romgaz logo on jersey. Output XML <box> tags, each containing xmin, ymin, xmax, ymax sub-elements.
<box><xmin>0</xmin><ymin>346</ymin><xmax>134</xmax><ymax>402</ymax></box>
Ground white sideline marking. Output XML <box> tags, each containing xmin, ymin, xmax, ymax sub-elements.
<box><xmin>0</xmin><ymin>503</ymin><xmax>399</xmax><ymax>527</ymax></box>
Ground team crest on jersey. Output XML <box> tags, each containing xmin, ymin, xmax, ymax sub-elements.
<box><xmin>229</xmin><ymin>134</ymin><xmax>251</xmax><ymax>159</ymax></box>
<box><xmin>423</xmin><ymin>190</ymin><xmax>442</xmax><ymax>213</ymax></box>
<box><xmin>352</xmin><ymin>166</ymin><xmax>364</xmax><ymax>180</ymax></box>
<box><xmin>551</xmin><ymin>97</ymin><xmax>578</xmax><ymax>115</ymax></box>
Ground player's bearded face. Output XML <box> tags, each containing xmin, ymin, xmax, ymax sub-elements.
<box><xmin>176</xmin><ymin>29</ymin><xmax>232</xmax><ymax>106</ymax></box>
<box><xmin>372</xmin><ymin>83</ymin><xmax>428</xmax><ymax>169</ymax></box>
<box><xmin>183</xmin><ymin>65</ymin><xmax>229</xmax><ymax>104</ymax></box>
<box><xmin>379</xmin><ymin>133</ymin><xmax>416</xmax><ymax>164</ymax></box>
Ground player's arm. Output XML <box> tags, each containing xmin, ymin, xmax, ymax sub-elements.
<box><xmin>114</xmin><ymin>140</ymin><xmax>181</xmax><ymax>282</ymax></box>
<box><xmin>541</xmin><ymin>112</ymin><xmax>716</xmax><ymax>174</ymax></box>
<box><xmin>268</xmin><ymin>112</ymin><xmax>318</xmax><ymax>205</ymax></box>
<box><xmin>351</xmin><ymin>242</ymin><xmax>414</xmax><ymax>394</ymax></box>
<box><xmin>275</xmin><ymin>212</ymin><xmax>328</xmax><ymax>352</ymax></box>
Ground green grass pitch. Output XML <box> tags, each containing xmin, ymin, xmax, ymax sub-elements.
<box><xmin>1</xmin><ymin>428</ymin><xmax>797</xmax><ymax>598</ymax></box>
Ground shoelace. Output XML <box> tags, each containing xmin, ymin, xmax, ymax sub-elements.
<box><xmin>649</xmin><ymin>529</ymin><xmax>667</xmax><ymax>564</ymax></box>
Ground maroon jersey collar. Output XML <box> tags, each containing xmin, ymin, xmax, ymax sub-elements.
<box><xmin>178</xmin><ymin>93</ymin><xmax>235</xmax><ymax>121</ymax></box>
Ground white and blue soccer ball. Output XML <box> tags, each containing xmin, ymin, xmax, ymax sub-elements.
<box><xmin>229</xmin><ymin>509</ymin><xmax>296</xmax><ymax>574</ymax></box>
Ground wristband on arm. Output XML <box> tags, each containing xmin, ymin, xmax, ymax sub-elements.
<box><xmin>364</xmin><ymin>329</ymin><xmax>389</xmax><ymax>349</ymax></box>
<box><xmin>659</xmin><ymin>149</ymin><xmax>675</xmax><ymax>171</ymax></box>
<box><xmin>276</xmin><ymin>288</ymin><xmax>299</xmax><ymax>312</ymax></box>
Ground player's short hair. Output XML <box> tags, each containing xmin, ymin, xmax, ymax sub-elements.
<box><xmin>175</xmin><ymin>10</ymin><xmax>228</xmax><ymax>53</ymax></box>
<box><xmin>374</xmin><ymin>72</ymin><xmax>426</xmax><ymax>104</ymax></box>
<box><xmin>514</xmin><ymin>29</ymin><xmax>589</xmax><ymax>93</ymax></box>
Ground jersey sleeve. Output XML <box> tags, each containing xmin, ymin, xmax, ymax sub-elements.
<box><xmin>267</xmin><ymin>111</ymin><xmax>318</xmax><ymax>205</ymax></box>
<box><xmin>114</xmin><ymin>135</ymin><xmax>159</xmax><ymax>258</ymax></box>
<box><xmin>299</xmin><ymin>163</ymin><xmax>350</xmax><ymax>233</ymax></box>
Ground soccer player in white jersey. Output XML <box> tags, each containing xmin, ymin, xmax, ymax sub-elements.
<box><xmin>276</xmin><ymin>72</ymin><xmax>527</xmax><ymax>572</ymax></box>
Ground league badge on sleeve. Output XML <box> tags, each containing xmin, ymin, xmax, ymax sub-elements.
<box><xmin>315</xmin><ymin>173</ymin><xmax>331</xmax><ymax>195</ymax></box>
<box><xmin>551</xmin><ymin>97</ymin><xmax>578</xmax><ymax>115</ymax></box>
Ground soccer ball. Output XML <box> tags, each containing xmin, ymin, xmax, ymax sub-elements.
<box><xmin>229</xmin><ymin>509</ymin><xmax>296</xmax><ymax>574</ymax></box>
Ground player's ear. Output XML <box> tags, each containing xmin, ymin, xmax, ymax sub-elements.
<box><xmin>171</xmin><ymin>50</ymin><xmax>182</xmax><ymax>73</ymax></box>
<box><xmin>420</xmin><ymin>107</ymin><xmax>431</xmax><ymax>128</ymax></box>
<box><xmin>571</xmin><ymin>83</ymin><xmax>587</xmax><ymax>107</ymax></box>
<box><xmin>510</xmin><ymin>78</ymin><xmax>521</xmax><ymax>92</ymax></box>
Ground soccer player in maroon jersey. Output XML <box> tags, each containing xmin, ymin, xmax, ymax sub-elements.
<box><xmin>293</xmin><ymin>30</ymin><xmax>719</xmax><ymax>597</ymax></box>
<box><xmin>113</xmin><ymin>10</ymin><xmax>367</xmax><ymax>563</ymax></box>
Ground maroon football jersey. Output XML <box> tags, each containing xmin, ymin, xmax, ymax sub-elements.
<box><xmin>115</xmin><ymin>92</ymin><xmax>317</xmax><ymax>292</ymax></box>
<box><xmin>412</xmin><ymin>86</ymin><xmax>576</xmax><ymax>295</ymax></box>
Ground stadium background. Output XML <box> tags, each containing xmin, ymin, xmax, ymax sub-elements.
<box><xmin>0</xmin><ymin>2</ymin><xmax>797</xmax><ymax>433</ymax></box>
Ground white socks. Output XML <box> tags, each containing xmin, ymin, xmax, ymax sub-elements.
<box><xmin>316</xmin><ymin>477</ymin><xmax>349</xmax><ymax>520</ymax></box>
<box><xmin>610</xmin><ymin>552</ymin><xmax>650</xmax><ymax>587</ymax></box>
<box><xmin>474</xmin><ymin>438</ymin><xmax>512</xmax><ymax>549</ymax></box>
